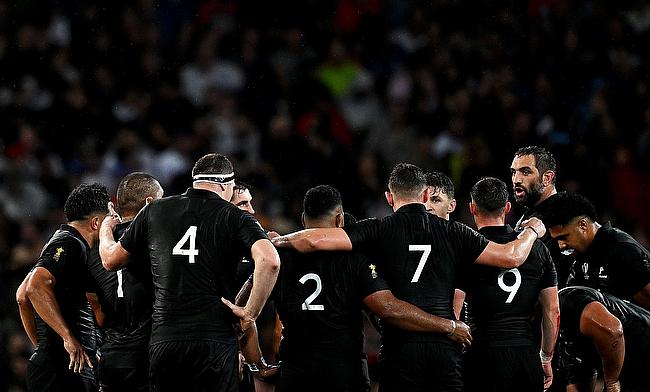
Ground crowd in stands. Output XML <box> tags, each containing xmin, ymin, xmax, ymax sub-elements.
<box><xmin>2</xmin><ymin>1</ymin><xmax>650</xmax><ymax>389</ymax></box>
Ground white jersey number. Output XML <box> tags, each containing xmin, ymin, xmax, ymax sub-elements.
<box><xmin>116</xmin><ymin>270</ymin><xmax>124</xmax><ymax>298</ymax></box>
<box><xmin>299</xmin><ymin>273</ymin><xmax>325</xmax><ymax>311</ymax></box>
<box><xmin>172</xmin><ymin>226</ymin><xmax>199</xmax><ymax>263</ymax></box>
<box><xmin>409</xmin><ymin>244</ymin><xmax>432</xmax><ymax>283</ymax></box>
<box><xmin>497</xmin><ymin>268</ymin><xmax>522</xmax><ymax>303</ymax></box>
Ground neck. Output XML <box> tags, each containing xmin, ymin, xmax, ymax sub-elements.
<box><xmin>392</xmin><ymin>198</ymin><xmax>423</xmax><ymax>212</ymax></box>
<box><xmin>304</xmin><ymin>218</ymin><xmax>336</xmax><ymax>229</ymax></box>
<box><xmin>535</xmin><ymin>186</ymin><xmax>557</xmax><ymax>206</ymax></box>
<box><xmin>193</xmin><ymin>182</ymin><xmax>227</xmax><ymax>200</ymax></box>
<box><xmin>473</xmin><ymin>214</ymin><xmax>505</xmax><ymax>230</ymax></box>
<box><xmin>68</xmin><ymin>221</ymin><xmax>95</xmax><ymax>247</ymax></box>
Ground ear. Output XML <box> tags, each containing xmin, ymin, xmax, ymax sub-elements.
<box><xmin>145</xmin><ymin>196</ymin><xmax>154</xmax><ymax>205</ymax></box>
<box><xmin>421</xmin><ymin>187</ymin><xmax>431</xmax><ymax>203</ymax></box>
<box><xmin>91</xmin><ymin>216</ymin><xmax>101</xmax><ymax>231</ymax></box>
<box><xmin>335</xmin><ymin>212</ymin><xmax>344</xmax><ymax>228</ymax></box>
<box><xmin>542</xmin><ymin>170</ymin><xmax>555</xmax><ymax>187</ymax></box>
<box><xmin>385</xmin><ymin>191</ymin><xmax>394</xmax><ymax>207</ymax></box>
<box><xmin>578</xmin><ymin>217</ymin><xmax>589</xmax><ymax>232</ymax></box>
<box><xmin>448</xmin><ymin>198</ymin><xmax>457</xmax><ymax>213</ymax></box>
<box><xmin>504</xmin><ymin>201</ymin><xmax>511</xmax><ymax>215</ymax></box>
<box><xmin>469</xmin><ymin>201</ymin><xmax>477</xmax><ymax>216</ymax></box>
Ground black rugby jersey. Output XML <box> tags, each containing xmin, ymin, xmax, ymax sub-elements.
<box><xmin>515</xmin><ymin>193</ymin><xmax>574</xmax><ymax>288</ymax></box>
<box><xmin>32</xmin><ymin>225</ymin><xmax>95</xmax><ymax>355</ymax></box>
<box><xmin>88</xmin><ymin>221</ymin><xmax>153</xmax><ymax>351</ymax></box>
<box><xmin>344</xmin><ymin>203</ymin><xmax>488</xmax><ymax>343</ymax></box>
<box><xmin>460</xmin><ymin>225</ymin><xmax>557</xmax><ymax>347</ymax></box>
<box><xmin>273</xmin><ymin>248</ymin><xmax>389</xmax><ymax>358</ymax></box>
<box><xmin>119</xmin><ymin>188</ymin><xmax>268</xmax><ymax>344</ymax></box>
<box><xmin>557</xmin><ymin>286</ymin><xmax>650</xmax><ymax>387</ymax></box>
<box><xmin>567</xmin><ymin>224</ymin><xmax>650</xmax><ymax>303</ymax></box>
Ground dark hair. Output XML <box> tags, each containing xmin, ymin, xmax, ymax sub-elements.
<box><xmin>192</xmin><ymin>153</ymin><xmax>233</xmax><ymax>176</ymax></box>
<box><xmin>514</xmin><ymin>146</ymin><xmax>557</xmax><ymax>182</ymax></box>
<box><xmin>64</xmin><ymin>183</ymin><xmax>110</xmax><ymax>222</ymax></box>
<box><xmin>233</xmin><ymin>181</ymin><xmax>251</xmax><ymax>193</ymax></box>
<box><xmin>470</xmin><ymin>177</ymin><xmax>509</xmax><ymax>215</ymax></box>
<box><xmin>117</xmin><ymin>172</ymin><xmax>161</xmax><ymax>216</ymax></box>
<box><xmin>303</xmin><ymin>185</ymin><xmax>342</xmax><ymax>220</ymax></box>
<box><xmin>543</xmin><ymin>192</ymin><xmax>598</xmax><ymax>227</ymax></box>
<box><xmin>388</xmin><ymin>163</ymin><xmax>426</xmax><ymax>200</ymax></box>
<box><xmin>425</xmin><ymin>171</ymin><xmax>455</xmax><ymax>198</ymax></box>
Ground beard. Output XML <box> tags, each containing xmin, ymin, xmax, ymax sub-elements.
<box><xmin>514</xmin><ymin>181</ymin><xmax>544</xmax><ymax>208</ymax></box>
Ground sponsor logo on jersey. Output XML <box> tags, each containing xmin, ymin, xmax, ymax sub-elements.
<box><xmin>54</xmin><ymin>247</ymin><xmax>64</xmax><ymax>261</ymax></box>
<box><xmin>369</xmin><ymin>264</ymin><xmax>378</xmax><ymax>279</ymax></box>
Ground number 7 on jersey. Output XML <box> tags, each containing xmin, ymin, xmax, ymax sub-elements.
<box><xmin>409</xmin><ymin>245</ymin><xmax>431</xmax><ymax>283</ymax></box>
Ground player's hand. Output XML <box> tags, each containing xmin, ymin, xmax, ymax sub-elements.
<box><xmin>541</xmin><ymin>360</ymin><xmax>553</xmax><ymax>389</ymax></box>
<box><xmin>604</xmin><ymin>380</ymin><xmax>621</xmax><ymax>392</ymax></box>
<box><xmin>520</xmin><ymin>217</ymin><xmax>546</xmax><ymax>238</ymax></box>
<box><xmin>246</xmin><ymin>359</ymin><xmax>280</xmax><ymax>379</ymax></box>
<box><xmin>63</xmin><ymin>335</ymin><xmax>92</xmax><ymax>373</ymax></box>
<box><xmin>221</xmin><ymin>297</ymin><xmax>255</xmax><ymax>333</ymax></box>
<box><xmin>448</xmin><ymin>320</ymin><xmax>472</xmax><ymax>348</ymax></box>
<box><xmin>267</xmin><ymin>231</ymin><xmax>280</xmax><ymax>240</ymax></box>
<box><xmin>101</xmin><ymin>202</ymin><xmax>121</xmax><ymax>232</ymax></box>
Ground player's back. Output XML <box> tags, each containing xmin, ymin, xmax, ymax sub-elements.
<box><xmin>346</xmin><ymin>204</ymin><xmax>488</xmax><ymax>343</ymax></box>
<box><xmin>274</xmin><ymin>248</ymin><xmax>375</xmax><ymax>357</ymax></box>
<box><xmin>463</xmin><ymin>225</ymin><xmax>556</xmax><ymax>347</ymax></box>
<box><xmin>122</xmin><ymin>188</ymin><xmax>267</xmax><ymax>344</ymax></box>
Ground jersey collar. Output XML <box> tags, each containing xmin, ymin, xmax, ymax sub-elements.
<box><xmin>478</xmin><ymin>225</ymin><xmax>514</xmax><ymax>236</ymax></box>
<box><xmin>60</xmin><ymin>224</ymin><xmax>90</xmax><ymax>249</ymax></box>
<box><xmin>395</xmin><ymin>203</ymin><xmax>427</xmax><ymax>214</ymax></box>
<box><xmin>183</xmin><ymin>187</ymin><xmax>226</xmax><ymax>200</ymax></box>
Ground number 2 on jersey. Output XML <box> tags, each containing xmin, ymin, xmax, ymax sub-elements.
<box><xmin>498</xmin><ymin>268</ymin><xmax>521</xmax><ymax>303</ymax></box>
<box><xmin>172</xmin><ymin>226</ymin><xmax>199</xmax><ymax>263</ymax></box>
<box><xmin>409</xmin><ymin>244</ymin><xmax>431</xmax><ymax>283</ymax></box>
<box><xmin>299</xmin><ymin>273</ymin><xmax>324</xmax><ymax>311</ymax></box>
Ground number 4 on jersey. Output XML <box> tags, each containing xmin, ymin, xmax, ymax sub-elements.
<box><xmin>173</xmin><ymin>226</ymin><xmax>199</xmax><ymax>263</ymax></box>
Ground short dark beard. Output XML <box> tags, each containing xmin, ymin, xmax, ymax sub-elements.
<box><xmin>514</xmin><ymin>181</ymin><xmax>544</xmax><ymax>208</ymax></box>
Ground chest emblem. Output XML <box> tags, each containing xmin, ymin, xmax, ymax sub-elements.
<box><xmin>581</xmin><ymin>263</ymin><xmax>589</xmax><ymax>280</ymax></box>
<box><xmin>53</xmin><ymin>247</ymin><xmax>64</xmax><ymax>261</ymax></box>
<box><xmin>369</xmin><ymin>264</ymin><xmax>378</xmax><ymax>279</ymax></box>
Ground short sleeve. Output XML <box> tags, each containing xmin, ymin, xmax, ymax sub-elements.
<box><xmin>352</xmin><ymin>253</ymin><xmax>390</xmax><ymax>299</ymax></box>
<box><xmin>609</xmin><ymin>244</ymin><xmax>650</xmax><ymax>296</ymax></box>
<box><xmin>560</xmin><ymin>289</ymin><xmax>599</xmax><ymax>338</ymax></box>
<box><xmin>235</xmin><ymin>211</ymin><xmax>268</xmax><ymax>249</ymax></box>
<box><xmin>119</xmin><ymin>204</ymin><xmax>150</xmax><ymax>254</ymax></box>
<box><xmin>448</xmin><ymin>221</ymin><xmax>489</xmax><ymax>264</ymax></box>
<box><xmin>537</xmin><ymin>242</ymin><xmax>558</xmax><ymax>289</ymax></box>
<box><xmin>344</xmin><ymin>218</ymin><xmax>382</xmax><ymax>249</ymax></box>
<box><xmin>35</xmin><ymin>239</ymin><xmax>83</xmax><ymax>282</ymax></box>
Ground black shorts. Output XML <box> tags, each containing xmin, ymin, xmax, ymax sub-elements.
<box><xmin>463</xmin><ymin>345</ymin><xmax>544</xmax><ymax>392</ymax></box>
<box><xmin>378</xmin><ymin>340</ymin><xmax>462</xmax><ymax>392</ymax></box>
<box><xmin>97</xmin><ymin>347</ymin><xmax>149</xmax><ymax>392</ymax></box>
<box><xmin>277</xmin><ymin>352</ymin><xmax>368</xmax><ymax>392</ymax></box>
<box><xmin>27</xmin><ymin>351</ymin><xmax>93</xmax><ymax>392</ymax></box>
<box><xmin>149</xmin><ymin>340</ymin><xmax>238</xmax><ymax>392</ymax></box>
<box><xmin>620</xmin><ymin>323</ymin><xmax>650</xmax><ymax>392</ymax></box>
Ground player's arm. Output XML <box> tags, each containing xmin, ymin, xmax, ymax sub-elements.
<box><xmin>538</xmin><ymin>286</ymin><xmax>560</xmax><ymax>389</ymax></box>
<box><xmin>452</xmin><ymin>289</ymin><xmax>465</xmax><ymax>321</ymax></box>
<box><xmin>271</xmin><ymin>228</ymin><xmax>352</xmax><ymax>253</ymax></box>
<box><xmin>16</xmin><ymin>272</ymin><xmax>38</xmax><ymax>347</ymax></box>
<box><xmin>86</xmin><ymin>292</ymin><xmax>105</xmax><ymax>327</ymax></box>
<box><xmin>99</xmin><ymin>214</ymin><xmax>130</xmax><ymax>270</ymax></box>
<box><xmin>26</xmin><ymin>267</ymin><xmax>93</xmax><ymax>373</ymax></box>
<box><xmin>227</xmin><ymin>239</ymin><xmax>280</xmax><ymax>330</ymax></box>
<box><xmin>363</xmin><ymin>290</ymin><xmax>472</xmax><ymax>346</ymax></box>
<box><xmin>579</xmin><ymin>301</ymin><xmax>624</xmax><ymax>391</ymax></box>
<box><xmin>475</xmin><ymin>219</ymin><xmax>544</xmax><ymax>268</ymax></box>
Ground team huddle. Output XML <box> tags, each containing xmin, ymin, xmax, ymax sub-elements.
<box><xmin>14</xmin><ymin>146</ymin><xmax>650</xmax><ymax>392</ymax></box>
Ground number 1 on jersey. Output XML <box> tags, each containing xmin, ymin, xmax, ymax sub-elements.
<box><xmin>409</xmin><ymin>244</ymin><xmax>431</xmax><ymax>283</ymax></box>
<box><xmin>173</xmin><ymin>226</ymin><xmax>199</xmax><ymax>263</ymax></box>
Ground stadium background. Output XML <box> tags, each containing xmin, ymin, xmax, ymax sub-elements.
<box><xmin>2</xmin><ymin>0</ymin><xmax>650</xmax><ymax>390</ymax></box>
